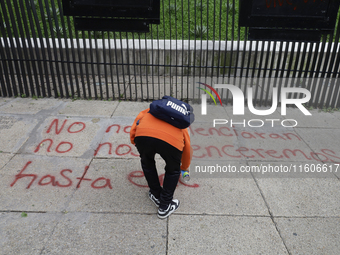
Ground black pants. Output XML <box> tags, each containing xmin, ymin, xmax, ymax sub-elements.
<box><xmin>134</xmin><ymin>136</ymin><xmax>182</xmax><ymax>209</ymax></box>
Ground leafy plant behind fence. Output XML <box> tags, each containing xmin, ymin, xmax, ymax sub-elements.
<box><xmin>1</xmin><ymin>0</ymin><xmax>244</xmax><ymax>41</ymax></box>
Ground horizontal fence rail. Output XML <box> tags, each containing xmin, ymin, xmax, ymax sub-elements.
<box><xmin>0</xmin><ymin>0</ymin><xmax>340</xmax><ymax>108</ymax></box>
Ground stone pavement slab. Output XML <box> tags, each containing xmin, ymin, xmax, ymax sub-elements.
<box><xmin>0</xmin><ymin>115</ymin><xmax>39</xmax><ymax>153</ymax></box>
<box><xmin>255</xmin><ymin>178</ymin><xmax>340</xmax><ymax>217</ymax></box>
<box><xmin>168</xmin><ymin>215</ymin><xmax>288</xmax><ymax>255</ymax></box>
<box><xmin>93</xmin><ymin>117</ymin><xmax>138</xmax><ymax>159</ymax></box>
<box><xmin>234</xmin><ymin>126</ymin><xmax>312</xmax><ymax>162</ymax></box>
<box><xmin>111</xmin><ymin>101</ymin><xmax>150</xmax><ymax>117</ymax></box>
<box><xmin>0</xmin><ymin>98</ymin><xmax>62</xmax><ymax>115</ymax></box>
<box><xmin>0</xmin><ymin>98</ymin><xmax>14</xmax><ymax>107</ymax></box>
<box><xmin>0</xmin><ymin>153</ymin><xmax>13</xmax><ymax>170</ymax></box>
<box><xmin>57</xmin><ymin>100</ymin><xmax>119</xmax><ymax>117</ymax></box>
<box><xmin>0</xmin><ymin>154</ymin><xmax>91</xmax><ymax>212</ymax></box>
<box><xmin>294</xmin><ymin>128</ymin><xmax>340</xmax><ymax>163</ymax></box>
<box><xmin>191</xmin><ymin>104</ymin><xmax>229</xmax><ymax>122</ymax></box>
<box><xmin>223</xmin><ymin>104</ymin><xmax>283</xmax><ymax>120</ymax></box>
<box><xmin>20</xmin><ymin>116</ymin><xmax>104</xmax><ymax>158</ymax></box>
<box><xmin>0</xmin><ymin>212</ymin><xmax>62</xmax><ymax>255</ymax></box>
<box><xmin>42</xmin><ymin>212</ymin><xmax>167</xmax><ymax>255</ymax></box>
<box><xmin>175</xmin><ymin>172</ymin><xmax>269</xmax><ymax>216</ymax></box>
<box><xmin>284</xmin><ymin>108</ymin><xmax>340</xmax><ymax>128</ymax></box>
<box><xmin>66</xmin><ymin>159</ymin><xmax>157</xmax><ymax>214</ymax></box>
<box><xmin>330</xmin><ymin>110</ymin><xmax>340</xmax><ymax>120</ymax></box>
<box><xmin>275</xmin><ymin>217</ymin><xmax>340</xmax><ymax>255</ymax></box>
<box><xmin>190</xmin><ymin>123</ymin><xmax>317</xmax><ymax>162</ymax></box>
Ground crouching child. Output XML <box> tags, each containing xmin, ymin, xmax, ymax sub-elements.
<box><xmin>130</xmin><ymin>96</ymin><xmax>194</xmax><ymax>219</ymax></box>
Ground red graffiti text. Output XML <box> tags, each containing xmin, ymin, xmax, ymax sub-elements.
<box><xmin>10</xmin><ymin>161</ymin><xmax>112</xmax><ymax>189</ymax></box>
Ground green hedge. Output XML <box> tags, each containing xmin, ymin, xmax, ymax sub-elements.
<box><xmin>1</xmin><ymin>0</ymin><xmax>338</xmax><ymax>42</ymax></box>
<box><xmin>1</xmin><ymin>0</ymin><xmax>243</xmax><ymax>40</ymax></box>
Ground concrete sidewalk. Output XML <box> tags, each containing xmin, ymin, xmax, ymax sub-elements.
<box><xmin>0</xmin><ymin>97</ymin><xmax>339</xmax><ymax>255</ymax></box>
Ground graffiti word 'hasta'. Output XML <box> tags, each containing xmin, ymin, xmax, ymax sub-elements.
<box><xmin>10</xmin><ymin>161</ymin><xmax>112</xmax><ymax>190</ymax></box>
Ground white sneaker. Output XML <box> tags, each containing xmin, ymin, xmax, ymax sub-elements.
<box><xmin>157</xmin><ymin>199</ymin><xmax>180</xmax><ymax>219</ymax></box>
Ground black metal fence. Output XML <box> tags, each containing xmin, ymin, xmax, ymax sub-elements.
<box><xmin>1</xmin><ymin>0</ymin><xmax>340</xmax><ymax>108</ymax></box>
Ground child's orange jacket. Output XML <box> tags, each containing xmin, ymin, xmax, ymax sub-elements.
<box><xmin>130</xmin><ymin>109</ymin><xmax>192</xmax><ymax>170</ymax></box>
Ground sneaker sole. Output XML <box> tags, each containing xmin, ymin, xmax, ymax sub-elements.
<box><xmin>157</xmin><ymin>201</ymin><xmax>180</xmax><ymax>219</ymax></box>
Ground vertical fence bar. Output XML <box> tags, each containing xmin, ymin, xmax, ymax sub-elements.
<box><xmin>238</xmin><ymin>27</ymin><xmax>248</xmax><ymax>91</ymax></box>
<box><xmin>130</xmin><ymin>33</ymin><xmax>138</xmax><ymax>101</ymax></box>
<box><xmin>43</xmin><ymin>0</ymin><xmax>64</xmax><ymax>97</ymax></box>
<box><xmin>174</xmin><ymin>0</ymin><xmax>178</xmax><ymax>98</ymax></box>
<box><xmin>117</xmin><ymin>32</ymin><xmax>126</xmax><ymax>100</ymax></box>
<box><xmin>216</xmin><ymin>0</ymin><xmax>222</xmax><ymax>84</ymax></box>
<box><xmin>186</xmin><ymin>0</ymin><xmax>191</xmax><ymax>101</ymax></box>
<box><xmin>107</xmin><ymin>32</ymin><xmax>116</xmax><ymax>100</ymax></box>
<box><xmin>264</xmin><ymin>40</ymin><xmax>277</xmax><ymax>105</ymax></box>
<box><xmin>57</xmin><ymin>0</ymin><xmax>75</xmax><ymax>98</ymax></box>
<box><xmin>327</xmin><ymin>17</ymin><xmax>340</xmax><ymax>108</ymax></box>
<box><xmin>112</xmin><ymin>33</ymin><xmax>122</xmax><ymax>100</ymax></box>
<box><xmin>9</xmin><ymin>0</ymin><xmax>31</xmax><ymax>96</ymax></box>
<box><xmin>233</xmin><ymin>6</ymin><xmax>241</xmax><ymax>84</ymax></box>
<box><xmin>137</xmin><ymin>34</ymin><xmax>143</xmax><ymax>100</ymax></box>
<box><xmin>0</xmin><ymin>60</ymin><xmax>5</xmax><ymax>96</ymax></box>
<box><xmin>312</xmin><ymin>34</ymin><xmax>327</xmax><ymax>107</ymax></box>
<box><xmin>38</xmin><ymin>0</ymin><xmax>57</xmax><ymax>97</ymax></box>
<box><xmin>0</xmin><ymin>6</ymin><xmax>12</xmax><ymax>97</ymax></box>
<box><xmin>25</xmin><ymin>0</ymin><xmax>46</xmax><ymax>98</ymax></box>
<box><xmin>284</xmin><ymin>41</ymin><xmax>297</xmax><ymax>101</ymax></box>
<box><xmin>168</xmin><ymin>0</ymin><xmax>173</xmax><ymax>96</ymax></box>
<box><xmin>30</xmin><ymin>0</ymin><xmax>51</xmax><ymax>97</ymax></box>
<box><xmin>93</xmin><ymin>32</ymin><xmax>103</xmax><ymax>100</ymax></box>
<box><xmin>277</xmin><ymin>41</ymin><xmax>290</xmax><ymax>102</ymax></box>
<box><xmin>87</xmin><ymin>31</ymin><xmax>98</xmax><ymax>99</ymax></box>
<box><xmin>228</xmin><ymin>0</ymin><xmax>235</xmax><ymax>81</ymax></box>
<box><xmin>257</xmin><ymin>40</ymin><xmax>266</xmax><ymax>105</ymax></box>
<box><xmin>180</xmin><ymin>0</ymin><xmax>184</xmax><ymax>100</ymax></box>
<box><xmin>336</xmin><ymin>64</ymin><xmax>340</xmax><ymax>108</ymax></box>
<box><xmin>15</xmin><ymin>0</ymin><xmax>38</xmax><ymax>97</ymax></box>
<box><xmin>306</xmin><ymin>41</ymin><xmax>319</xmax><ymax>106</ymax></box>
<box><xmin>65</xmin><ymin>15</ymin><xmax>80</xmax><ymax>98</ymax></box>
<box><xmin>298</xmin><ymin>42</ymin><xmax>309</xmax><ymax>79</ymax></box>
<box><xmin>272</xmin><ymin>41</ymin><xmax>283</xmax><ymax>105</ymax></box>
<box><xmin>156</xmin><ymin>25</ymin><xmax>160</xmax><ymax>99</ymax></box>
<box><xmin>318</xmin><ymin>33</ymin><xmax>334</xmax><ymax>107</ymax></box>
<box><xmin>198</xmin><ymin>0</ymin><xmax>203</xmax><ymax>81</ymax></box>
<box><xmin>144</xmin><ymin>33</ymin><xmax>150</xmax><ymax>100</ymax></box>
<box><xmin>302</xmin><ymin>42</ymin><xmax>315</xmax><ymax>107</ymax></box>
<box><xmin>211</xmin><ymin>0</ymin><xmax>216</xmax><ymax>81</ymax></box>
<box><xmin>73</xmin><ymin>25</ymin><xmax>85</xmax><ymax>99</ymax></box>
<box><xmin>292</xmin><ymin>42</ymin><xmax>302</xmax><ymax>80</ymax></box>
<box><xmin>82</xmin><ymin>31</ymin><xmax>92</xmax><ymax>99</ymax></box>
<box><xmin>0</xmin><ymin>26</ymin><xmax>8</xmax><ymax>96</ymax></box>
<box><xmin>290</xmin><ymin>41</ymin><xmax>303</xmax><ymax>101</ymax></box>
<box><xmin>204</xmin><ymin>0</ymin><xmax>209</xmax><ymax>84</ymax></box>
<box><xmin>125</xmin><ymin>33</ymin><xmax>133</xmax><ymax>100</ymax></box>
<box><xmin>331</xmin><ymin>21</ymin><xmax>340</xmax><ymax>108</ymax></box>
<box><xmin>102</xmin><ymin>32</ymin><xmax>109</xmax><ymax>100</ymax></box>
<box><xmin>3</xmin><ymin>0</ymin><xmax>27</xmax><ymax>96</ymax></box>
<box><xmin>150</xmin><ymin>27</ymin><xmax>155</xmax><ymax>100</ymax></box>
<box><xmin>50</xmin><ymin>0</ymin><xmax>69</xmax><ymax>98</ymax></box>
<box><xmin>220</xmin><ymin>0</ymin><xmax>230</xmax><ymax>102</ymax></box>
<box><xmin>162</xmin><ymin>0</ymin><xmax>166</xmax><ymax>97</ymax></box>
<box><xmin>192</xmin><ymin>0</ymin><xmax>197</xmax><ymax>99</ymax></box>
<box><xmin>0</xmin><ymin>44</ymin><xmax>5</xmax><ymax>96</ymax></box>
